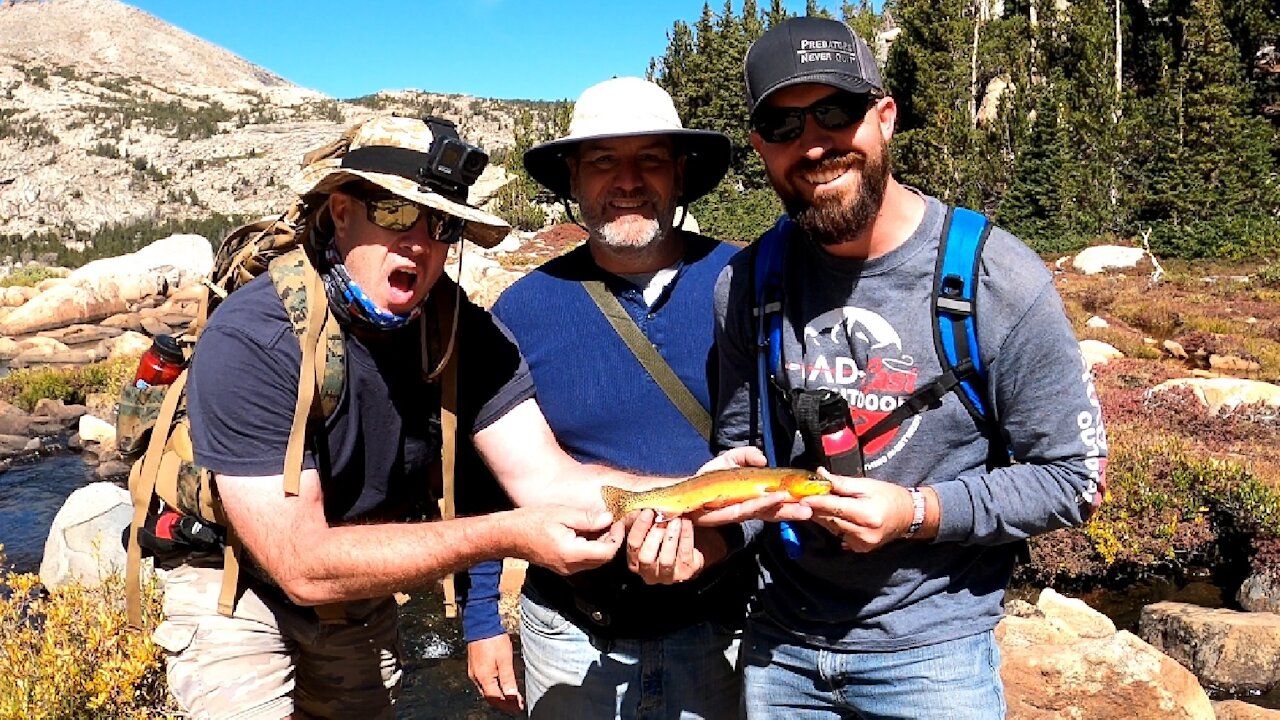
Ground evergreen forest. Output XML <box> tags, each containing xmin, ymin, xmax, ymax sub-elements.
<box><xmin>637</xmin><ymin>0</ymin><xmax>1279</xmax><ymax>259</ymax></box>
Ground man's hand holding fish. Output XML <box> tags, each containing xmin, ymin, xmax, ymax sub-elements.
<box><xmin>802</xmin><ymin>469</ymin><xmax>942</xmax><ymax>552</ymax></box>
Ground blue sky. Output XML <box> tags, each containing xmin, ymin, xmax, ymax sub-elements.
<box><xmin>126</xmin><ymin>1</ymin><xmax>840</xmax><ymax>101</ymax></box>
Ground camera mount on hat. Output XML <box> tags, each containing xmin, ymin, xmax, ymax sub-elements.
<box><xmin>418</xmin><ymin>116</ymin><xmax>489</xmax><ymax>202</ymax></box>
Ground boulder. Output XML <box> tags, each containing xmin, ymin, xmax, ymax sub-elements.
<box><xmin>446</xmin><ymin>253</ymin><xmax>525</xmax><ymax>309</ymax></box>
<box><xmin>999</xmin><ymin>590</ymin><xmax>1214</xmax><ymax>719</ymax></box>
<box><xmin>1086</xmin><ymin>315</ymin><xmax>1110</xmax><ymax>329</ymax></box>
<box><xmin>1166</xmin><ymin>339</ymin><xmax>1190</xmax><ymax>359</ymax></box>
<box><xmin>77</xmin><ymin>414</ymin><xmax>116</xmax><ymax>446</ymax></box>
<box><xmin>0</xmin><ymin>336</ymin><xmax>18</xmax><ymax>360</ymax></box>
<box><xmin>100</xmin><ymin>330</ymin><xmax>152</xmax><ymax>362</ymax></box>
<box><xmin>0</xmin><ymin>433</ymin><xmax>32</xmax><ymax>458</ymax></box>
<box><xmin>1211</xmin><ymin>354</ymin><xmax>1263</xmax><ymax>376</ymax></box>
<box><xmin>35</xmin><ymin>323</ymin><xmax>123</xmax><ymax>347</ymax></box>
<box><xmin>0</xmin><ymin>235</ymin><xmax>212</xmax><ymax>335</ymax></box>
<box><xmin>1080</xmin><ymin>339</ymin><xmax>1124</xmax><ymax>368</ymax></box>
<box><xmin>32</xmin><ymin>398</ymin><xmax>87</xmax><ymax>423</ymax></box>
<box><xmin>1149</xmin><ymin>378</ymin><xmax>1280</xmax><ymax>415</ymax></box>
<box><xmin>0</xmin><ymin>285</ymin><xmax>35</xmax><ymax>307</ymax></box>
<box><xmin>1139</xmin><ymin>602</ymin><xmax>1280</xmax><ymax>693</ymax></box>
<box><xmin>11</xmin><ymin>347</ymin><xmax>99</xmax><ymax>367</ymax></box>
<box><xmin>1212</xmin><ymin>700</ymin><xmax>1280</xmax><ymax>719</ymax></box>
<box><xmin>139</xmin><ymin>316</ymin><xmax>172</xmax><ymax>336</ymax></box>
<box><xmin>95</xmin><ymin>459</ymin><xmax>131</xmax><ymax>480</ymax></box>
<box><xmin>1238</xmin><ymin>572</ymin><xmax>1280</xmax><ymax>614</ymax></box>
<box><xmin>1072</xmin><ymin>245</ymin><xmax>1150</xmax><ymax>275</ymax></box>
<box><xmin>100</xmin><ymin>312</ymin><xmax>143</xmax><ymax>331</ymax></box>
<box><xmin>38</xmin><ymin>482</ymin><xmax>132</xmax><ymax>591</ymax></box>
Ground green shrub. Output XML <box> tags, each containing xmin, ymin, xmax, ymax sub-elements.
<box><xmin>0</xmin><ymin>266</ymin><xmax>61</xmax><ymax>288</ymax></box>
<box><xmin>0</xmin><ymin>358</ymin><xmax>135</xmax><ymax>412</ymax></box>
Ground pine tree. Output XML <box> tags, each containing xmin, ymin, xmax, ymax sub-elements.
<box><xmin>1163</xmin><ymin>0</ymin><xmax>1279</xmax><ymax>257</ymax></box>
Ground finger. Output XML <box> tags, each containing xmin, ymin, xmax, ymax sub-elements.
<box><xmin>804</xmin><ymin>495</ymin><xmax>877</xmax><ymax>526</ymax></box>
<box><xmin>474</xmin><ymin>670</ymin><xmax>504</xmax><ymax>703</ymax></box>
<box><xmin>627</xmin><ymin>509</ymin><xmax>657</xmax><ymax>557</ymax></box>
<box><xmin>697</xmin><ymin>446</ymin><xmax>769</xmax><ymax>473</ymax></box>
<box><xmin>637</xmin><ymin>517</ymin><xmax>668</xmax><ymax>568</ymax></box>
<box><xmin>656</xmin><ymin>518</ymin><xmax>683</xmax><ymax>582</ymax></box>
<box><xmin>496</xmin><ymin>662</ymin><xmax>521</xmax><ymax>709</ymax></box>
<box><xmin>817</xmin><ymin>468</ymin><xmax>874</xmax><ymax>496</ymax></box>
<box><xmin>675</xmin><ymin>518</ymin><xmax>697</xmax><ymax>580</ymax></box>
<box><xmin>691</xmin><ymin>491</ymin><xmax>799</xmax><ymax>526</ymax></box>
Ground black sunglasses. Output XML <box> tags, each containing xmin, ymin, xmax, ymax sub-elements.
<box><xmin>340</xmin><ymin>185</ymin><xmax>466</xmax><ymax>244</ymax></box>
<box><xmin>751</xmin><ymin>91</ymin><xmax>881</xmax><ymax>144</ymax></box>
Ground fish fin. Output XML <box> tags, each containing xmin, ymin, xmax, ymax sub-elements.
<box><xmin>599</xmin><ymin>485</ymin><xmax>631</xmax><ymax>519</ymax></box>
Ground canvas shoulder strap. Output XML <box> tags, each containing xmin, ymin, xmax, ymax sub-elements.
<box><xmin>267</xmin><ymin>247</ymin><xmax>345</xmax><ymax>495</ymax></box>
<box><xmin>424</xmin><ymin>276</ymin><xmax>461</xmax><ymax>618</ymax></box>
<box><xmin>582</xmin><ymin>279</ymin><xmax>711</xmax><ymax>442</ymax></box>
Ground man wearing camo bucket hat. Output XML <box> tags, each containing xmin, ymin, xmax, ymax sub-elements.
<box><xmin>458</xmin><ymin>77</ymin><xmax>756</xmax><ymax>719</ymax></box>
<box><xmin>154</xmin><ymin>115</ymin><xmax>665</xmax><ymax>718</ymax></box>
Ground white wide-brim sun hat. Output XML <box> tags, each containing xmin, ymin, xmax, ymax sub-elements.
<box><xmin>291</xmin><ymin>115</ymin><xmax>511</xmax><ymax>248</ymax></box>
<box><xmin>522</xmin><ymin>77</ymin><xmax>731</xmax><ymax>205</ymax></box>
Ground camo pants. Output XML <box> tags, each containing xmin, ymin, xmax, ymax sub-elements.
<box><xmin>152</xmin><ymin>557</ymin><xmax>403</xmax><ymax>719</ymax></box>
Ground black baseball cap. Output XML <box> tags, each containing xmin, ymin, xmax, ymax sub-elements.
<box><xmin>744</xmin><ymin>16</ymin><xmax>884</xmax><ymax>114</ymax></box>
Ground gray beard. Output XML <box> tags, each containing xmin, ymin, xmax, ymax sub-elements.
<box><xmin>783</xmin><ymin>143</ymin><xmax>892</xmax><ymax>247</ymax></box>
<box><xmin>595</xmin><ymin>216</ymin><xmax>664</xmax><ymax>250</ymax></box>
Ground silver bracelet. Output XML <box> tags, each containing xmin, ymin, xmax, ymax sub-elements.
<box><xmin>903</xmin><ymin>487</ymin><xmax>926</xmax><ymax>539</ymax></box>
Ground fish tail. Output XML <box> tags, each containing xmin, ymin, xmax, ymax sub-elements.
<box><xmin>599</xmin><ymin>485</ymin><xmax>632</xmax><ymax>519</ymax></box>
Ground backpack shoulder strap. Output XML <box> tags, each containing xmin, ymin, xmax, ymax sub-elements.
<box><xmin>842</xmin><ymin>206</ymin><xmax>996</xmax><ymax>447</ymax></box>
<box><xmin>423</xmin><ymin>276</ymin><xmax>461</xmax><ymax>618</ymax></box>
<box><xmin>752</xmin><ymin>215</ymin><xmax>793</xmax><ymax>467</ymax></box>
<box><xmin>267</xmin><ymin>247</ymin><xmax>344</xmax><ymax>496</ymax></box>
<box><xmin>933</xmin><ymin>205</ymin><xmax>994</xmax><ymax>424</ymax></box>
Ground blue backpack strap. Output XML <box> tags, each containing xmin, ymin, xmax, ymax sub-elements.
<box><xmin>855</xmin><ymin>205</ymin><xmax>994</xmax><ymax>446</ymax></box>
<box><xmin>933</xmin><ymin>206</ymin><xmax>993</xmax><ymax>424</ymax></box>
<box><xmin>751</xmin><ymin>216</ymin><xmax>805</xmax><ymax>559</ymax></box>
<box><xmin>752</xmin><ymin>215</ymin><xmax>791</xmax><ymax>467</ymax></box>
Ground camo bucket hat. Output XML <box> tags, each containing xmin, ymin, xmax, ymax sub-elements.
<box><xmin>291</xmin><ymin>116</ymin><xmax>511</xmax><ymax>248</ymax></box>
<box><xmin>522</xmin><ymin>77</ymin><xmax>731</xmax><ymax>206</ymax></box>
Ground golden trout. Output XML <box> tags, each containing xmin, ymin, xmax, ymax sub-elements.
<box><xmin>600</xmin><ymin>467</ymin><xmax>830</xmax><ymax>520</ymax></box>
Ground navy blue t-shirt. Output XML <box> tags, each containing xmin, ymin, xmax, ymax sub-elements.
<box><xmin>188</xmin><ymin>273</ymin><xmax>533</xmax><ymax>525</ymax></box>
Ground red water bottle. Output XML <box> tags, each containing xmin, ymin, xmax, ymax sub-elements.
<box><xmin>133</xmin><ymin>334</ymin><xmax>186</xmax><ymax>388</ymax></box>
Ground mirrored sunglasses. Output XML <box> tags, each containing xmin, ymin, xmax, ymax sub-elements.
<box><xmin>345</xmin><ymin>189</ymin><xmax>466</xmax><ymax>244</ymax></box>
<box><xmin>751</xmin><ymin>91</ymin><xmax>880</xmax><ymax>144</ymax></box>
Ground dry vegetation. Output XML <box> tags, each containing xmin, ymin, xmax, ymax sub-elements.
<box><xmin>0</xmin><ymin>548</ymin><xmax>174</xmax><ymax>718</ymax></box>
<box><xmin>1019</xmin><ymin>261</ymin><xmax>1280</xmax><ymax>590</ymax></box>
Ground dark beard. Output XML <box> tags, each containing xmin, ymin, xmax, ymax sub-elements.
<box><xmin>782</xmin><ymin>142</ymin><xmax>892</xmax><ymax>247</ymax></box>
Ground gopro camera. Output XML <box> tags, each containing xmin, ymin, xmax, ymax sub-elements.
<box><xmin>418</xmin><ymin>116</ymin><xmax>489</xmax><ymax>200</ymax></box>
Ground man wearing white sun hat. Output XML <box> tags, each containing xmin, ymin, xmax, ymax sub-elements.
<box><xmin>157</xmin><ymin>114</ymin><xmax>662</xmax><ymax>719</ymax></box>
<box><xmin>459</xmin><ymin>77</ymin><xmax>753</xmax><ymax>719</ymax></box>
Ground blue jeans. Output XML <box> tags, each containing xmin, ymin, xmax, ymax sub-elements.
<box><xmin>520</xmin><ymin>588</ymin><xmax>741</xmax><ymax>719</ymax></box>
<box><xmin>742</xmin><ymin>620</ymin><xmax>1005</xmax><ymax>719</ymax></box>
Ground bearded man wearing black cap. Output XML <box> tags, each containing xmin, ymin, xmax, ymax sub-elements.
<box><xmin>700</xmin><ymin>16</ymin><xmax>1109</xmax><ymax>719</ymax></box>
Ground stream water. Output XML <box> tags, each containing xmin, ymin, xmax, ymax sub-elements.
<box><xmin>1</xmin><ymin>453</ymin><xmax>1273</xmax><ymax>714</ymax></box>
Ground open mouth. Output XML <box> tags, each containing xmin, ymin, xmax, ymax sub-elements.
<box><xmin>387</xmin><ymin>267</ymin><xmax>420</xmax><ymax>304</ymax></box>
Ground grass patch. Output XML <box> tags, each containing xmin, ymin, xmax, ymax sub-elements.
<box><xmin>0</xmin><ymin>547</ymin><xmax>173</xmax><ymax>718</ymax></box>
<box><xmin>0</xmin><ymin>267</ymin><xmax>62</xmax><ymax>289</ymax></box>
<box><xmin>0</xmin><ymin>359</ymin><xmax>135</xmax><ymax>412</ymax></box>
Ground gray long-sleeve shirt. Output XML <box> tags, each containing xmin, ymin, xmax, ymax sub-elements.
<box><xmin>713</xmin><ymin>193</ymin><xmax>1107</xmax><ymax>651</ymax></box>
